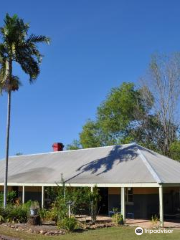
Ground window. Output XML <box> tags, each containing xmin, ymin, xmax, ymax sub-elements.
<box><xmin>126</xmin><ymin>187</ymin><xmax>133</xmax><ymax>204</ymax></box>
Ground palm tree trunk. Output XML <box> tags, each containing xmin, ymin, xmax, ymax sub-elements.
<box><xmin>3</xmin><ymin>57</ymin><xmax>12</xmax><ymax>209</ymax></box>
<box><xmin>3</xmin><ymin>90</ymin><xmax>11</xmax><ymax>208</ymax></box>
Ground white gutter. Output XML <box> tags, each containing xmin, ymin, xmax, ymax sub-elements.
<box><xmin>0</xmin><ymin>182</ymin><xmax>160</xmax><ymax>187</ymax></box>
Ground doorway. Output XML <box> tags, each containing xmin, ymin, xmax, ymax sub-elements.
<box><xmin>98</xmin><ymin>187</ymin><xmax>108</xmax><ymax>215</ymax></box>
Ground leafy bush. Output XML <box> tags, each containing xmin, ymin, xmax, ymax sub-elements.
<box><xmin>112</xmin><ymin>212</ymin><xmax>124</xmax><ymax>225</ymax></box>
<box><xmin>0</xmin><ymin>205</ymin><xmax>27</xmax><ymax>223</ymax></box>
<box><xmin>0</xmin><ymin>193</ymin><xmax>3</xmax><ymax>207</ymax></box>
<box><xmin>39</xmin><ymin>206</ymin><xmax>58</xmax><ymax>222</ymax></box>
<box><xmin>57</xmin><ymin>216</ymin><xmax>78</xmax><ymax>231</ymax></box>
<box><xmin>7</xmin><ymin>191</ymin><xmax>17</xmax><ymax>204</ymax></box>
<box><xmin>39</xmin><ymin>208</ymin><xmax>48</xmax><ymax>221</ymax></box>
<box><xmin>42</xmin><ymin>181</ymin><xmax>101</xmax><ymax>227</ymax></box>
<box><xmin>0</xmin><ymin>214</ymin><xmax>4</xmax><ymax>223</ymax></box>
<box><xmin>151</xmin><ymin>214</ymin><xmax>159</xmax><ymax>225</ymax></box>
<box><xmin>0</xmin><ymin>191</ymin><xmax>17</xmax><ymax>207</ymax></box>
<box><xmin>22</xmin><ymin>200</ymin><xmax>32</xmax><ymax>213</ymax></box>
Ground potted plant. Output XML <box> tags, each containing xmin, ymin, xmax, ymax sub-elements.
<box><xmin>30</xmin><ymin>201</ymin><xmax>40</xmax><ymax>216</ymax></box>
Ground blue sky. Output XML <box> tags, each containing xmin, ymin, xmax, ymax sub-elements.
<box><xmin>0</xmin><ymin>0</ymin><xmax>180</xmax><ymax>158</ymax></box>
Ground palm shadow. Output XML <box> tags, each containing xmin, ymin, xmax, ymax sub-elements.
<box><xmin>66</xmin><ymin>145</ymin><xmax>138</xmax><ymax>182</ymax></box>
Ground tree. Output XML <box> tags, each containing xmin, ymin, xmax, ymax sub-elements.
<box><xmin>96</xmin><ymin>82</ymin><xmax>153</xmax><ymax>143</ymax></box>
<box><xmin>141</xmin><ymin>53</ymin><xmax>180</xmax><ymax>155</ymax></box>
<box><xmin>80</xmin><ymin>120</ymin><xmax>108</xmax><ymax>148</ymax></box>
<box><xmin>66</xmin><ymin>140</ymin><xmax>81</xmax><ymax>150</ymax></box>
<box><xmin>0</xmin><ymin>14</ymin><xmax>50</xmax><ymax>207</ymax></box>
<box><xmin>68</xmin><ymin>82</ymin><xmax>166</xmax><ymax>151</ymax></box>
<box><xmin>169</xmin><ymin>141</ymin><xmax>180</xmax><ymax>161</ymax></box>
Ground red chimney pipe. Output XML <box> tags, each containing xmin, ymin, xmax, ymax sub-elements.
<box><xmin>52</xmin><ymin>142</ymin><xmax>64</xmax><ymax>152</ymax></box>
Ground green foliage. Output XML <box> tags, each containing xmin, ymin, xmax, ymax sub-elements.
<box><xmin>57</xmin><ymin>216</ymin><xmax>78</xmax><ymax>231</ymax></box>
<box><xmin>0</xmin><ymin>193</ymin><xmax>3</xmax><ymax>206</ymax></box>
<box><xmin>39</xmin><ymin>207</ymin><xmax>58</xmax><ymax>222</ymax></box>
<box><xmin>170</xmin><ymin>141</ymin><xmax>180</xmax><ymax>161</ymax></box>
<box><xmin>39</xmin><ymin>208</ymin><xmax>47</xmax><ymax>221</ymax></box>
<box><xmin>7</xmin><ymin>191</ymin><xmax>16</xmax><ymax>204</ymax></box>
<box><xmin>97</xmin><ymin>83</ymin><xmax>142</xmax><ymax>134</ymax></box>
<box><xmin>151</xmin><ymin>215</ymin><xmax>159</xmax><ymax>225</ymax></box>
<box><xmin>46</xmin><ymin>182</ymin><xmax>100</xmax><ymax>225</ymax></box>
<box><xmin>0</xmin><ymin>214</ymin><xmax>4</xmax><ymax>223</ymax></box>
<box><xmin>66</xmin><ymin>140</ymin><xmax>81</xmax><ymax>150</ymax></box>
<box><xmin>22</xmin><ymin>200</ymin><xmax>32</xmax><ymax>213</ymax></box>
<box><xmin>0</xmin><ymin>200</ymin><xmax>36</xmax><ymax>223</ymax></box>
<box><xmin>76</xmin><ymin>82</ymin><xmax>159</xmax><ymax>150</ymax></box>
<box><xmin>0</xmin><ymin>205</ymin><xmax>27</xmax><ymax>223</ymax></box>
<box><xmin>68</xmin><ymin>81</ymin><xmax>179</xmax><ymax>155</ymax></box>
<box><xmin>112</xmin><ymin>213</ymin><xmax>124</xmax><ymax>225</ymax></box>
<box><xmin>0</xmin><ymin>191</ymin><xmax>17</xmax><ymax>206</ymax></box>
<box><xmin>79</xmin><ymin>120</ymin><xmax>103</xmax><ymax>148</ymax></box>
<box><xmin>0</xmin><ymin>13</ymin><xmax>50</xmax><ymax>91</ymax></box>
<box><xmin>111</xmin><ymin>208</ymin><xmax>124</xmax><ymax>225</ymax></box>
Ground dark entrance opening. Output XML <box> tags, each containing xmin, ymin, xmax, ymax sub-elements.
<box><xmin>98</xmin><ymin>187</ymin><xmax>108</xmax><ymax>215</ymax></box>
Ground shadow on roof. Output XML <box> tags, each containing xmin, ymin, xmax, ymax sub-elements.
<box><xmin>65</xmin><ymin>145</ymin><xmax>138</xmax><ymax>182</ymax></box>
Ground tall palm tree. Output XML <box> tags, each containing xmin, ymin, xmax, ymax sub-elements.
<box><xmin>0</xmin><ymin>14</ymin><xmax>50</xmax><ymax>207</ymax></box>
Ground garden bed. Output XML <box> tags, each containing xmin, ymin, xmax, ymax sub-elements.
<box><xmin>0</xmin><ymin>218</ymin><xmax>114</xmax><ymax>237</ymax></box>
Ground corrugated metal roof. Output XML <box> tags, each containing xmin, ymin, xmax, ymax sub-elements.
<box><xmin>0</xmin><ymin>143</ymin><xmax>180</xmax><ymax>185</ymax></box>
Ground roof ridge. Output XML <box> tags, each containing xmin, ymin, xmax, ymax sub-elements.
<box><xmin>2</xmin><ymin>144</ymin><xmax>125</xmax><ymax>160</ymax></box>
<box><xmin>137</xmin><ymin>148</ymin><xmax>162</xmax><ymax>184</ymax></box>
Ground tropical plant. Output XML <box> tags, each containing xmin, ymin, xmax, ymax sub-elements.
<box><xmin>112</xmin><ymin>212</ymin><xmax>124</xmax><ymax>225</ymax></box>
<box><xmin>57</xmin><ymin>216</ymin><xmax>78</xmax><ymax>232</ymax></box>
<box><xmin>0</xmin><ymin>14</ymin><xmax>50</xmax><ymax>207</ymax></box>
<box><xmin>0</xmin><ymin>191</ymin><xmax>17</xmax><ymax>206</ymax></box>
<box><xmin>0</xmin><ymin>204</ymin><xmax>27</xmax><ymax>223</ymax></box>
<box><xmin>0</xmin><ymin>193</ymin><xmax>3</xmax><ymax>206</ymax></box>
<box><xmin>151</xmin><ymin>214</ymin><xmax>159</xmax><ymax>225</ymax></box>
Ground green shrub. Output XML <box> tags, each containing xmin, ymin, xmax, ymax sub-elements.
<box><xmin>151</xmin><ymin>214</ymin><xmax>159</xmax><ymax>225</ymax></box>
<box><xmin>23</xmin><ymin>200</ymin><xmax>34</xmax><ymax>216</ymax></box>
<box><xmin>0</xmin><ymin>205</ymin><xmax>27</xmax><ymax>223</ymax></box>
<box><xmin>7</xmin><ymin>191</ymin><xmax>17</xmax><ymax>204</ymax></box>
<box><xmin>112</xmin><ymin>213</ymin><xmax>124</xmax><ymax>225</ymax></box>
<box><xmin>0</xmin><ymin>193</ymin><xmax>3</xmax><ymax>207</ymax></box>
<box><xmin>57</xmin><ymin>216</ymin><xmax>78</xmax><ymax>231</ymax></box>
<box><xmin>0</xmin><ymin>215</ymin><xmax>4</xmax><ymax>223</ymax></box>
<box><xmin>39</xmin><ymin>208</ymin><xmax>47</xmax><ymax>221</ymax></box>
<box><xmin>39</xmin><ymin>208</ymin><xmax>53</xmax><ymax>222</ymax></box>
<box><xmin>0</xmin><ymin>191</ymin><xmax>17</xmax><ymax>207</ymax></box>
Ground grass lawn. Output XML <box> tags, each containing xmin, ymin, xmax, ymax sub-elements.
<box><xmin>0</xmin><ymin>225</ymin><xmax>180</xmax><ymax>240</ymax></box>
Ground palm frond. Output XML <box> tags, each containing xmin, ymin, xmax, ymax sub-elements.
<box><xmin>1</xmin><ymin>14</ymin><xmax>29</xmax><ymax>48</ymax></box>
<box><xmin>16</xmin><ymin>52</ymin><xmax>40</xmax><ymax>82</ymax></box>
<box><xmin>0</xmin><ymin>14</ymin><xmax>49</xmax><ymax>86</ymax></box>
<box><xmin>16</xmin><ymin>42</ymin><xmax>43</xmax><ymax>63</ymax></box>
<box><xmin>0</xmin><ymin>45</ymin><xmax>7</xmax><ymax>84</ymax></box>
<box><xmin>0</xmin><ymin>62</ymin><xmax>6</xmax><ymax>82</ymax></box>
<box><xmin>1</xmin><ymin>75</ymin><xmax>21</xmax><ymax>92</ymax></box>
<box><xmin>27</xmin><ymin>34</ymin><xmax>50</xmax><ymax>44</ymax></box>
